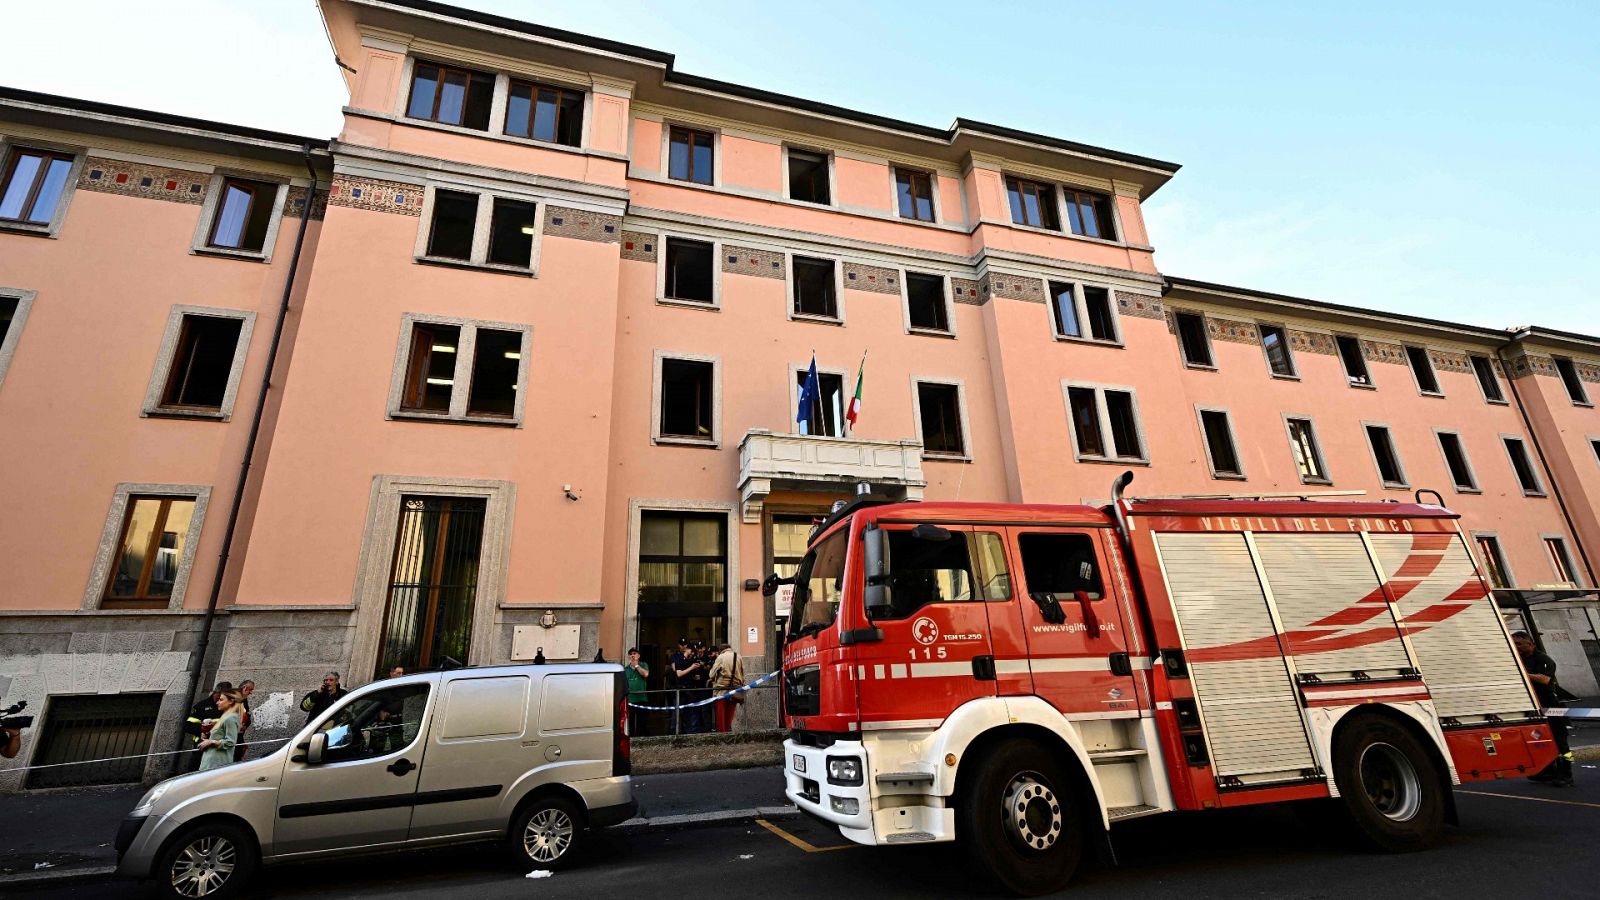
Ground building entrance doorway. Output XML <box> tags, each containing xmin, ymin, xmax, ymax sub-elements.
<box><xmin>375</xmin><ymin>496</ymin><xmax>486</xmax><ymax>675</ymax></box>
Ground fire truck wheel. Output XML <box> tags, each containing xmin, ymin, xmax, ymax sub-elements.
<box><xmin>958</xmin><ymin>740</ymin><xmax>1083</xmax><ymax>896</ymax></box>
<box><xmin>1330</xmin><ymin>715</ymin><xmax>1445</xmax><ymax>852</ymax></box>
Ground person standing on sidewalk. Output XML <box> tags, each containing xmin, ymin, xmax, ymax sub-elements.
<box><xmin>183</xmin><ymin>681</ymin><xmax>231</xmax><ymax>772</ymax></box>
<box><xmin>624</xmin><ymin>648</ymin><xmax>649</xmax><ymax>736</ymax></box>
<box><xmin>197</xmin><ymin>690</ymin><xmax>244</xmax><ymax>771</ymax></box>
<box><xmin>1514</xmin><ymin>632</ymin><xmax>1574</xmax><ymax>787</ymax></box>
<box><xmin>232</xmin><ymin>680</ymin><xmax>255</xmax><ymax>762</ymax></box>
<box><xmin>300</xmin><ymin>672</ymin><xmax>348</xmax><ymax>724</ymax></box>
<box><xmin>708</xmin><ymin>644</ymin><xmax>745</xmax><ymax>733</ymax></box>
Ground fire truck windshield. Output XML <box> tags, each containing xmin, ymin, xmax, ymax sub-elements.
<box><xmin>787</xmin><ymin>527</ymin><xmax>847</xmax><ymax>640</ymax></box>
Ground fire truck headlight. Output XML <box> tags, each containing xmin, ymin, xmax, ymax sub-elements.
<box><xmin>829</xmin><ymin>795</ymin><xmax>860</xmax><ymax>815</ymax></box>
<box><xmin>826</xmin><ymin>757</ymin><xmax>863</xmax><ymax>786</ymax></box>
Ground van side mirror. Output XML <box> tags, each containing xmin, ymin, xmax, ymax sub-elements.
<box><xmin>305</xmin><ymin>731</ymin><xmax>327</xmax><ymax>766</ymax></box>
<box><xmin>863</xmin><ymin>524</ymin><xmax>891</xmax><ymax>619</ymax></box>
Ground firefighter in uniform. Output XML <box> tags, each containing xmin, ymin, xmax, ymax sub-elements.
<box><xmin>1513</xmin><ymin>632</ymin><xmax>1574</xmax><ymax>787</ymax></box>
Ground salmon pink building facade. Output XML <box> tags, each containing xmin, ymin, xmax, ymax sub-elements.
<box><xmin>1</xmin><ymin>0</ymin><xmax>1596</xmax><ymax>785</ymax></box>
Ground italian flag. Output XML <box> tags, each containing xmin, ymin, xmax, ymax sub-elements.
<box><xmin>846</xmin><ymin>353</ymin><xmax>866</xmax><ymax>429</ymax></box>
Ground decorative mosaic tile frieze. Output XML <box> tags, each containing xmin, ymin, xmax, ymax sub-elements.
<box><xmin>620</xmin><ymin>230</ymin><xmax>657</xmax><ymax>263</ymax></box>
<box><xmin>1208</xmin><ymin>317</ymin><xmax>1259</xmax><ymax>345</ymax></box>
<box><xmin>951</xmin><ymin>277</ymin><xmax>983</xmax><ymax>305</ymax></box>
<box><xmin>1361</xmin><ymin>339</ymin><xmax>1407</xmax><ymax>365</ymax></box>
<box><xmin>981</xmin><ymin>273</ymin><xmax>1046</xmax><ymax>304</ymax></box>
<box><xmin>1288</xmin><ymin>329</ymin><xmax>1338</xmax><ymax>355</ymax></box>
<box><xmin>1428</xmin><ymin>349</ymin><xmax>1473</xmax><ymax>375</ymax></box>
<box><xmin>1505</xmin><ymin>352</ymin><xmax>1556</xmax><ymax>379</ymax></box>
<box><xmin>722</xmin><ymin>246</ymin><xmax>785</xmax><ymax>279</ymax></box>
<box><xmin>842</xmin><ymin>262</ymin><xmax>899</xmax><ymax>295</ymax></box>
<box><xmin>327</xmin><ymin>176</ymin><xmax>424</xmax><ymax>216</ymax></box>
<box><xmin>283</xmin><ymin>186</ymin><xmax>327</xmax><ymax>220</ymax></box>
<box><xmin>1115</xmin><ymin>291</ymin><xmax>1163</xmax><ymax>320</ymax></box>
<box><xmin>1576</xmin><ymin>360</ymin><xmax>1600</xmax><ymax>384</ymax></box>
<box><xmin>543</xmin><ymin>206</ymin><xmax>622</xmax><ymax>243</ymax></box>
<box><xmin>78</xmin><ymin>157</ymin><xmax>207</xmax><ymax>204</ymax></box>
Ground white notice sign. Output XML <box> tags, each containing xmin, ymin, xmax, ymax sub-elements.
<box><xmin>775</xmin><ymin>583</ymin><xmax>795</xmax><ymax>618</ymax></box>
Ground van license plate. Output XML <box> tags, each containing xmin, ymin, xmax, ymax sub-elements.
<box><xmin>793</xmin><ymin>754</ymin><xmax>806</xmax><ymax>773</ymax></box>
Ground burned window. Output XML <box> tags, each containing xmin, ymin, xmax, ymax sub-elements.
<box><xmin>1175</xmin><ymin>312</ymin><xmax>1213</xmax><ymax>367</ymax></box>
<box><xmin>394</xmin><ymin>318</ymin><xmax>528</xmax><ymax>424</ymax></box>
<box><xmin>406</xmin><ymin>61</ymin><xmax>494</xmax><ymax>130</ymax></box>
<box><xmin>401</xmin><ymin>322</ymin><xmax>461</xmax><ymax>413</ymax></box>
<box><xmin>668</xmin><ymin>126</ymin><xmax>715</xmax><ymax>185</ymax></box>
<box><xmin>1005</xmin><ymin>176</ymin><xmax>1059</xmax><ymax>230</ymax></box>
<box><xmin>1406</xmin><ymin>346</ymin><xmax>1441</xmax><ymax>395</ymax></box>
<box><xmin>659</xmin><ymin>358</ymin><xmax>715</xmax><ymax>441</ymax></box>
<box><xmin>206</xmin><ymin>178</ymin><xmax>276</xmax><ymax>252</ymax></box>
<box><xmin>1366</xmin><ymin>425</ymin><xmax>1407</xmax><ymax>487</ymax></box>
<box><xmin>1438</xmin><ymin>432</ymin><xmax>1477</xmax><ymax>491</ymax></box>
<box><xmin>905</xmin><ymin>272</ymin><xmax>948</xmax><ymax>332</ymax></box>
<box><xmin>1470</xmin><ymin>356</ymin><xmax>1505</xmax><ymax>402</ymax></box>
<box><xmin>1503</xmin><ymin>437</ymin><xmax>1543</xmax><ymax>495</ymax></box>
<box><xmin>159</xmin><ymin>315</ymin><xmax>245</xmax><ymax>411</ymax></box>
<box><xmin>486</xmin><ymin>198</ymin><xmax>538</xmax><ymax>268</ymax></box>
<box><xmin>1554</xmin><ymin>356</ymin><xmax>1591</xmax><ymax>405</ymax></box>
<box><xmin>466</xmin><ymin>328</ymin><xmax>521</xmax><ymax>417</ymax></box>
<box><xmin>792</xmin><ymin>256</ymin><xmax>838</xmax><ymax>319</ymax></box>
<box><xmin>787</xmin><ymin>148</ymin><xmax>831</xmax><ymax>204</ymax></box>
<box><xmin>1337</xmin><ymin>335</ymin><xmax>1372</xmax><ymax>386</ymax></box>
<box><xmin>1199</xmin><ymin>409</ymin><xmax>1243</xmax><ymax>477</ymax></box>
<box><xmin>895</xmin><ymin>168</ymin><xmax>935</xmax><ymax>222</ymax></box>
<box><xmin>425</xmin><ymin>190</ymin><xmax>478</xmax><ymax>261</ymax></box>
<box><xmin>0</xmin><ymin>147</ymin><xmax>73</xmax><ymax>225</ymax></box>
<box><xmin>1068</xmin><ymin>385</ymin><xmax>1144</xmax><ymax>462</ymax></box>
<box><xmin>1082</xmin><ymin>287</ymin><xmax>1116</xmax><ymax>341</ymax></box>
<box><xmin>664</xmin><ymin>238</ymin><xmax>714</xmax><ymax>303</ymax></box>
<box><xmin>505</xmin><ymin>80</ymin><xmax>583</xmax><ymax>146</ymax></box>
<box><xmin>1018</xmin><ymin>533</ymin><xmax>1104</xmax><ymax>598</ymax></box>
<box><xmin>1476</xmin><ymin>535</ymin><xmax>1511</xmax><ymax>589</ymax></box>
<box><xmin>917</xmin><ymin>382</ymin><xmax>965</xmax><ymax>456</ymax></box>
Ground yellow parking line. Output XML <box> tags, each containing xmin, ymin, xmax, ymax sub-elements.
<box><xmin>1458</xmin><ymin>790</ymin><xmax>1600</xmax><ymax>810</ymax></box>
<box><xmin>755</xmin><ymin>818</ymin><xmax>856</xmax><ymax>853</ymax></box>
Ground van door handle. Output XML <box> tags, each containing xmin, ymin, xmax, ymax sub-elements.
<box><xmin>386</xmin><ymin>758</ymin><xmax>415</xmax><ymax>777</ymax></box>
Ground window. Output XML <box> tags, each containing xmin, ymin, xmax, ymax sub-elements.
<box><xmin>1436</xmin><ymin>432</ymin><xmax>1477</xmax><ymax>492</ymax></box>
<box><xmin>1174</xmin><ymin>312</ymin><xmax>1213</xmax><ymax>367</ymax></box>
<box><xmin>505</xmin><ymin>80</ymin><xmax>583</xmax><ymax>146</ymax></box>
<box><xmin>1259</xmin><ymin>325</ymin><xmax>1297</xmax><ymax>377</ymax></box>
<box><xmin>1198</xmin><ymin>409</ymin><xmax>1244</xmax><ymax>478</ymax></box>
<box><xmin>1337</xmin><ymin>335</ymin><xmax>1372</xmax><ymax>387</ymax></box>
<box><xmin>663</xmin><ymin>237</ymin><xmax>714</xmax><ymax>304</ymax></box>
<box><xmin>1503</xmin><ymin>437</ymin><xmax>1544</xmax><ymax>495</ymax></box>
<box><xmin>0</xmin><ymin>290</ymin><xmax>33</xmax><ymax>388</ymax></box>
<box><xmin>1476</xmin><ymin>535</ymin><xmax>1511</xmax><ymax>589</ymax></box>
<box><xmin>916</xmin><ymin>382</ymin><xmax>966</xmax><ymax>457</ymax></box>
<box><xmin>1470</xmin><ymin>355</ymin><xmax>1505</xmax><ymax>402</ymax></box>
<box><xmin>1050</xmin><ymin>282</ymin><xmax>1081</xmax><ymax>339</ymax></box>
<box><xmin>205</xmin><ymin>178</ymin><xmax>277</xmax><ymax>252</ymax></box>
<box><xmin>791</xmin><ymin>256</ymin><xmax>839</xmax><ymax>319</ymax></box>
<box><xmin>1554</xmin><ymin>356</ymin><xmax>1592</xmax><ymax>405</ymax></box>
<box><xmin>25</xmin><ymin>694</ymin><xmax>163</xmax><ymax>789</ymax></box>
<box><xmin>1545</xmin><ymin>537</ymin><xmax>1579</xmax><ymax>585</ymax></box>
<box><xmin>895</xmin><ymin>168</ymin><xmax>935</xmax><ymax>222</ymax></box>
<box><xmin>1592</xmin><ymin>438</ymin><xmax>1600</xmax><ymax>468</ymax></box>
<box><xmin>638</xmin><ymin>512</ymin><xmax>727</xmax><ymax>607</ymax></box>
<box><xmin>406</xmin><ymin>61</ymin><xmax>494</xmax><ymax>130</ymax></box>
<box><xmin>905</xmin><ymin>272</ymin><xmax>949</xmax><ymax>333</ymax></box>
<box><xmin>796</xmin><ymin>369</ymin><xmax>845</xmax><ymax>437</ymax></box>
<box><xmin>1062</xmin><ymin>188</ymin><xmax>1116</xmax><ymax>240</ymax></box>
<box><xmin>156</xmin><ymin>313</ymin><xmax>247</xmax><ymax>413</ymax></box>
<box><xmin>1366</xmin><ymin>425</ymin><xmax>1407</xmax><ymax>487</ymax></box>
<box><xmin>790</xmin><ymin>526</ymin><xmax>846</xmax><ymax>634</ymax></box>
<box><xmin>103</xmin><ymin>496</ymin><xmax>197</xmax><ymax>607</ymax></box>
<box><xmin>1066</xmin><ymin>384</ymin><xmax>1145</xmax><ymax>462</ymax></box>
<box><xmin>392</xmin><ymin>316</ymin><xmax>530</xmax><ymax>423</ymax></box>
<box><xmin>1048</xmin><ymin>282</ymin><xmax>1117</xmax><ymax>342</ymax></box>
<box><xmin>1406</xmin><ymin>346</ymin><xmax>1442</xmax><ymax>395</ymax></box>
<box><xmin>786</xmin><ymin>148</ymin><xmax>831</xmax><ymax>204</ymax></box>
<box><xmin>315</xmin><ymin>684</ymin><xmax>430</xmax><ymax>762</ymax></box>
<box><xmin>876</xmin><ymin>529</ymin><xmax>1011</xmax><ymax>620</ymax></box>
<box><xmin>419</xmin><ymin>189</ymin><xmax>540</xmax><ymax>271</ymax></box>
<box><xmin>377</xmin><ymin>496</ymin><xmax>487</xmax><ymax>672</ymax></box>
<box><xmin>0</xmin><ymin>147</ymin><xmax>74</xmax><ymax>225</ymax></box>
<box><xmin>658</xmin><ymin>357</ymin><xmax>716</xmax><ymax>443</ymax></box>
<box><xmin>1018</xmin><ymin>533</ymin><xmax>1103</xmax><ymax>598</ymax></box>
<box><xmin>1005</xmin><ymin>176</ymin><xmax>1059</xmax><ymax>230</ymax></box>
<box><xmin>1285</xmin><ymin>417</ymin><xmax>1328</xmax><ymax>483</ymax></box>
<box><xmin>1083</xmin><ymin>288</ymin><xmax>1117</xmax><ymax>342</ymax></box>
<box><xmin>668</xmin><ymin>126</ymin><xmax>715</xmax><ymax>185</ymax></box>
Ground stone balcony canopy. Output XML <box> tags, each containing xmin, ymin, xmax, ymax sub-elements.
<box><xmin>737</xmin><ymin>429</ymin><xmax>926</xmax><ymax>523</ymax></box>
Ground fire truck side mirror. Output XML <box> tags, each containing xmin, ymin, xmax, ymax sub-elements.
<box><xmin>862</xmin><ymin>524</ymin><xmax>892</xmax><ymax>618</ymax></box>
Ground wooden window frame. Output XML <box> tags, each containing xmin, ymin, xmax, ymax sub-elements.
<box><xmin>205</xmin><ymin>179</ymin><xmax>261</xmax><ymax>250</ymax></box>
<box><xmin>912</xmin><ymin>378</ymin><xmax>971</xmax><ymax>460</ymax></box>
<box><xmin>1473</xmin><ymin>532</ymin><xmax>1515</xmax><ymax>589</ymax></box>
<box><xmin>1543</xmin><ymin>535</ymin><xmax>1581</xmax><ymax>586</ymax></box>
<box><xmin>1258</xmin><ymin>323</ymin><xmax>1298</xmax><ymax>378</ymax></box>
<box><xmin>1061</xmin><ymin>187</ymin><xmax>1116</xmax><ymax>241</ymax></box>
<box><xmin>652</xmin><ymin>351</ymin><xmax>722</xmax><ymax>447</ymax></box>
<box><xmin>668</xmin><ymin>126</ymin><xmax>716</xmax><ymax>186</ymax></box>
<box><xmin>1004</xmin><ymin>175</ymin><xmax>1060</xmax><ymax>230</ymax></box>
<box><xmin>406</xmin><ymin>61</ymin><xmax>493</xmax><ymax>127</ymax></box>
<box><xmin>1283</xmin><ymin>415</ymin><xmax>1331</xmax><ymax>485</ymax></box>
<box><xmin>504</xmin><ymin>79</ymin><xmax>585</xmax><ymax>147</ymax></box>
<box><xmin>101</xmin><ymin>495</ymin><xmax>196</xmax><ymax>609</ymax></box>
<box><xmin>1063</xmin><ymin>381</ymin><xmax>1148</xmax><ymax>464</ymax></box>
<box><xmin>0</xmin><ymin>147</ymin><xmax>75</xmax><ymax>225</ymax></box>
<box><xmin>388</xmin><ymin>313</ymin><xmax>532</xmax><ymax>426</ymax></box>
<box><xmin>894</xmin><ymin>167</ymin><xmax>936</xmax><ymax>222</ymax></box>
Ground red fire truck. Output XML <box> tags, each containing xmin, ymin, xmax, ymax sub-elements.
<box><xmin>774</xmin><ymin>474</ymin><xmax>1557</xmax><ymax>895</ymax></box>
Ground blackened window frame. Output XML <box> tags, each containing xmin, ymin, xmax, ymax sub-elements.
<box><xmin>1470</xmin><ymin>355</ymin><xmax>1507</xmax><ymax>403</ymax></box>
<box><xmin>904</xmin><ymin>271</ymin><xmax>951</xmax><ymax>334</ymax></box>
<box><xmin>915</xmin><ymin>380</ymin><xmax>968</xmax><ymax>459</ymax></box>
<box><xmin>1553</xmin><ymin>356</ymin><xmax>1592</xmax><ymax>406</ymax></box>
<box><xmin>790</xmin><ymin>255</ymin><xmax>840</xmax><ymax>321</ymax></box>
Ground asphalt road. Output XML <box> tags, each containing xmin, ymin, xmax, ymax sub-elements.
<box><xmin>14</xmin><ymin>775</ymin><xmax>1599</xmax><ymax>899</ymax></box>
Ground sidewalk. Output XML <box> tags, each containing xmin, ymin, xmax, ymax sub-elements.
<box><xmin>0</xmin><ymin>766</ymin><xmax>792</xmax><ymax>888</ymax></box>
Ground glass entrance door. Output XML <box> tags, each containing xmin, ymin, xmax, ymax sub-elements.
<box><xmin>376</xmin><ymin>496</ymin><xmax>486</xmax><ymax>675</ymax></box>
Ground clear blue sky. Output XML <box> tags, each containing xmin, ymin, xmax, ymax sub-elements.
<box><xmin>5</xmin><ymin>1</ymin><xmax>1595</xmax><ymax>332</ymax></box>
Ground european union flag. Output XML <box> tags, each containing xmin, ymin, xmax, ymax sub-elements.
<box><xmin>797</xmin><ymin>355</ymin><xmax>819</xmax><ymax>431</ymax></box>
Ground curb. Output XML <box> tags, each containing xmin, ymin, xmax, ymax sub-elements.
<box><xmin>1573</xmin><ymin>744</ymin><xmax>1600</xmax><ymax>763</ymax></box>
<box><xmin>0</xmin><ymin>863</ymin><xmax>116</xmax><ymax>888</ymax></box>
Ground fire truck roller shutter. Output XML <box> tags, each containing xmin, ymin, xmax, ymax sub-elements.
<box><xmin>1369</xmin><ymin>534</ymin><xmax>1537</xmax><ymax>720</ymax></box>
<box><xmin>1154</xmin><ymin>533</ymin><xmax>1317</xmax><ymax>780</ymax></box>
<box><xmin>1253</xmin><ymin>533</ymin><xmax>1412</xmax><ymax>679</ymax></box>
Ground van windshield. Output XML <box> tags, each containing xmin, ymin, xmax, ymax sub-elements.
<box><xmin>788</xmin><ymin>528</ymin><xmax>848</xmax><ymax>640</ymax></box>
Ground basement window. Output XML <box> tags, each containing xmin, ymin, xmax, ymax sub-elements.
<box><xmin>26</xmin><ymin>694</ymin><xmax>164</xmax><ymax>789</ymax></box>
<box><xmin>406</xmin><ymin>60</ymin><xmax>495</xmax><ymax>130</ymax></box>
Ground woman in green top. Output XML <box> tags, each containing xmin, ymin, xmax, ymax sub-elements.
<box><xmin>198</xmin><ymin>690</ymin><xmax>244</xmax><ymax>771</ymax></box>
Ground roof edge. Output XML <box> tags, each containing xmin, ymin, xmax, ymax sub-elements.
<box><xmin>1164</xmin><ymin>275</ymin><xmax>1516</xmax><ymax>341</ymax></box>
<box><xmin>0</xmin><ymin>84</ymin><xmax>329</xmax><ymax>151</ymax></box>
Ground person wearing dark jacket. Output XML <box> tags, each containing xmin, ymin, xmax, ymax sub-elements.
<box><xmin>1514</xmin><ymin>632</ymin><xmax>1574</xmax><ymax>787</ymax></box>
<box><xmin>299</xmin><ymin>672</ymin><xmax>348</xmax><ymax>724</ymax></box>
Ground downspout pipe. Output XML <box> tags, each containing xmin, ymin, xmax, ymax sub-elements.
<box><xmin>1495</xmin><ymin>337</ymin><xmax>1598</xmax><ymax>588</ymax></box>
<box><xmin>176</xmin><ymin>144</ymin><xmax>322</xmax><ymax>749</ymax></box>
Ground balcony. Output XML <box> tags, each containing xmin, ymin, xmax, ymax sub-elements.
<box><xmin>737</xmin><ymin>429</ymin><xmax>926</xmax><ymax>523</ymax></box>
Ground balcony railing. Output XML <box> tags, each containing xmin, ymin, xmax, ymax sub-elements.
<box><xmin>736</xmin><ymin>429</ymin><xmax>925</xmax><ymax>523</ymax></box>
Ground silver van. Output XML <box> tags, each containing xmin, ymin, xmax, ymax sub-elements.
<box><xmin>115</xmin><ymin>663</ymin><xmax>635</xmax><ymax>899</ymax></box>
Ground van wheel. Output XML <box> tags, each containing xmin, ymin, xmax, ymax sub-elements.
<box><xmin>511</xmin><ymin>797</ymin><xmax>584</xmax><ymax>871</ymax></box>
<box><xmin>155</xmin><ymin>821</ymin><xmax>257</xmax><ymax>900</ymax></box>
<box><xmin>1331</xmin><ymin>715</ymin><xmax>1445</xmax><ymax>852</ymax></box>
<box><xmin>958</xmin><ymin>740</ymin><xmax>1084</xmax><ymax>896</ymax></box>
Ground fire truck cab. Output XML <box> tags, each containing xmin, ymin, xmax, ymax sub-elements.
<box><xmin>776</xmin><ymin>475</ymin><xmax>1556</xmax><ymax>895</ymax></box>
